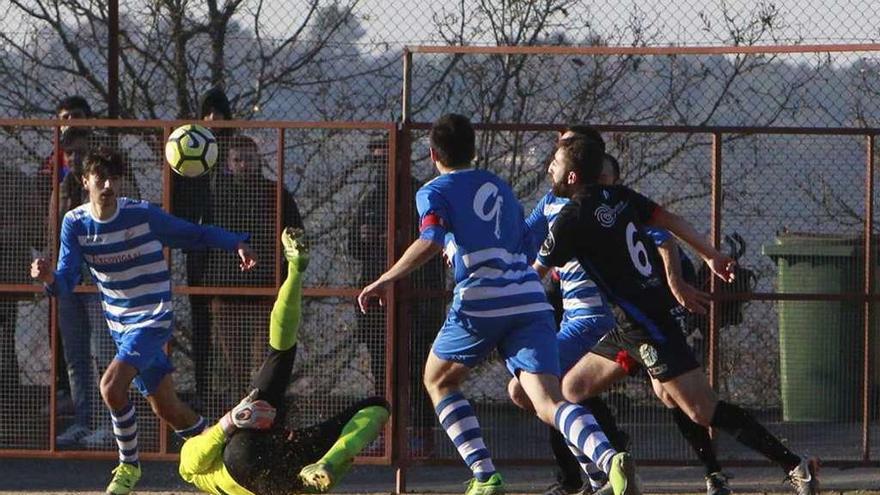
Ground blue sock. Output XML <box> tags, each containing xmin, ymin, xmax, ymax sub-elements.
<box><xmin>436</xmin><ymin>392</ymin><xmax>496</xmax><ymax>482</ymax></box>
<box><xmin>555</xmin><ymin>402</ymin><xmax>616</xmax><ymax>474</ymax></box>
<box><xmin>175</xmin><ymin>416</ymin><xmax>207</xmax><ymax>439</ymax></box>
<box><xmin>111</xmin><ymin>403</ymin><xmax>138</xmax><ymax>466</ymax></box>
<box><xmin>567</xmin><ymin>441</ymin><xmax>608</xmax><ymax>489</ymax></box>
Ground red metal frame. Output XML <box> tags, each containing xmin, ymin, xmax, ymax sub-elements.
<box><xmin>406</xmin><ymin>43</ymin><xmax>880</xmax><ymax>56</ymax></box>
<box><xmin>1</xmin><ymin>118</ymin><xmax>877</xmax><ymax>472</ymax></box>
<box><xmin>862</xmin><ymin>135</ymin><xmax>874</xmax><ymax>461</ymax></box>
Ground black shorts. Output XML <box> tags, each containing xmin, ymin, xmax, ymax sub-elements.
<box><xmin>591</xmin><ymin>303</ymin><xmax>699</xmax><ymax>382</ymax></box>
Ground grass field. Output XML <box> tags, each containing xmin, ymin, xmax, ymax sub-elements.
<box><xmin>0</xmin><ymin>460</ymin><xmax>878</xmax><ymax>495</ymax></box>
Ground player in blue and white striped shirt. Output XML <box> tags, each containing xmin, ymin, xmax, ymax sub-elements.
<box><xmin>31</xmin><ymin>147</ymin><xmax>257</xmax><ymax>495</ymax></box>
<box><xmin>358</xmin><ymin>114</ymin><xmax>639</xmax><ymax>495</ymax></box>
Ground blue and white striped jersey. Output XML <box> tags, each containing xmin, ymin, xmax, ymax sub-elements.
<box><xmin>53</xmin><ymin>197</ymin><xmax>248</xmax><ymax>334</ymax></box>
<box><xmin>528</xmin><ymin>191</ymin><xmax>611</xmax><ymax>322</ymax></box>
<box><xmin>416</xmin><ymin>169</ymin><xmax>551</xmax><ymax>318</ymax></box>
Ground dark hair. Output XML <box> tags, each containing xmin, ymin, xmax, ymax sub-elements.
<box><xmin>82</xmin><ymin>147</ymin><xmax>126</xmax><ymax>178</ymax></box>
<box><xmin>229</xmin><ymin>135</ymin><xmax>259</xmax><ymax>153</ymax></box>
<box><xmin>560</xmin><ymin>125</ymin><xmax>605</xmax><ymax>149</ymax></box>
<box><xmin>60</xmin><ymin>127</ymin><xmax>91</xmax><ymax>151</ymax></box>
<box><xmin>199</xmin><ymin>87</ymin><xmax>232</xmax><ymax>120</ymax></box>
<box><xmin>557</xmin><ymin>136</ymin><xmax>605</xmax><ymax>185</ymax></box>
<box><xmin>603</xmin><ymin>153</ymin><xmax>621</xmax><ymax>182</ymax></box>
<box><xmin>429</xmin><ymin>113</ymin><xmax>475</xmax><ymax>168</ymax></box>
<box><xmin>56</xmin><ymin>95</ymin><xmax>92</xmax><ymax>117</ymax></box>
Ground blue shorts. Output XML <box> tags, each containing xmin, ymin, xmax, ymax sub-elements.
<box><xmin>432</xmin><ymin>308</ymin><xmax>560</xmax><ymax>376</ymax></box>
<box><xmin>557</xmin><ymin>315</ymin><xmax>616</xmax><ymax>374</ymax></box>
<box><xmin>111</xmin><ymin>327</ymin><xmax>175</xmax><ymax>396</ymax></box>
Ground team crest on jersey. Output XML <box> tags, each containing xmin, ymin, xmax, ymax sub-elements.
<box><xmin>594</xmin><ymin>201</ymin><xmax>628</xmax><ymax>228</ymax></box>
<box><xmin>639</xmin><ymin>343</ymin><xmax>658</xmax><ymax>367</ymax></box>
<box><xmin>540</xmin><ymin>232</ymin><xmax>555</xmax><ymax>257</ymax></box>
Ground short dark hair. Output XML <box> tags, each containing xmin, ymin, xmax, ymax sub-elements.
<box><xmin>429</xmin><ymin>113</ymin><xmax>475</xmax><ymax>168</ymax></box>
<box><xmin>557</xmin><ymin>136</ymin><xmax>605</xmax><ymax>185</ymax></box>
<box><xmin>603</xmin><ymin>153</ymin><xmax>621</xmax><ymax>182</ymax></box>
<box><xmin>200</xmin><ymin>87</ymin><xmax>232</xmax><ymax>120</ymax></box>
<box><xmin>60</xmin><ymin>127</ymin><xmax>91</xmax><ymax>151</ymax></box>
<box><xmin>560</xmin><ymin>125</ymin><xmax>605</xmax><ymax>150</ymax></box>
<box><xmin>82</xmin><ymin>147</ymin><xmax>126</xmax><ymax>178</ymax></box>
<box><xmin>56</xmin><ymin>95</ymin><xmax>92</xmax><ymax>117</ymax></box>
<box><xmin>229</xmin><ymin>135</ymin><xmax>259</xmax><ymax>154</ymax></box>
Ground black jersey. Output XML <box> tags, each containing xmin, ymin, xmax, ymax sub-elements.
<box><xmin>539</xmin><ymin>184</ymin><xmax>678</xmax><ymax>315</ymax></box>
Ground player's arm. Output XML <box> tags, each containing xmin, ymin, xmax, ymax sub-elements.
<box><xmin>532</xmin><ymin>261</ymin><xmax>551</xmax><ymax>280</ymax></box>
<box><xmin>646</xmin><ymin>207</ymin><xmax>735</xmax><ymax>283</ymax></box>
<box><xmin>31</xmin><ymin>214</ymin><xmax>82</xmax><ymax>295</ymax></box>
<box><xmin>524</xmin><ymin>196</ymin><xmax>550</xmax><ymax>252</ymax></box>
<box><xmin>357</xmin><ymin>239</ymin><xmax>441</xmax><ymax>313</ymax></box>
<box><xmin>358</xmin><ymin>186</ymin><xmax>447</xmax><ymax>312</ymax></box>
<box><xmin>146</xmin><ymin>203</ymin><xmax>257</xmax><ymax>271</ymax></box>
<box><xmin>179</xmin><ymin>394</ymin><xmax>275</xmax><ymax>490</ymax></box>
<box><xmin>179</xmin><ymin>423</ymin><xmax>228</xmax><ymax>480</ymax></box>
<box><xmin>654</xmin><ymin>234</ymin><xmax>710</xmax><ymax>314</ymax></box>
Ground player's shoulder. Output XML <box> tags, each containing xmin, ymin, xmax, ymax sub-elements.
<box><xmin>119</xmin><ymin>197</ymin><xmax>150</xmax><ymax>209</ymax></box>
<box><xmin>64</xmin><ymin>204</ymin><xmax>90</xmax><ymax>223</ymax></box>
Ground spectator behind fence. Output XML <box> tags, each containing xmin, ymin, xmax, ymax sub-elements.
<box><xmin>42</xmin><ymin>96</ymin><xmax>134</xmax><ymax>448</ymax></box>
<box><xmin>0</xmin><ymin>164</ymin><xmax>46</xmax><ymax>443</ymax></box>
<box><xmin>40</xmin><ymin>95</ymin><xmax>96</xmax><ymax>418</ymax></box>
<box><xmin>52</xmin><ymin>127</ymin><xmax>121</xmax><ymax>449</ymax></box>
<box><xmin>206</xmin><ymin>135</ymin><xmax>303</xmax><ymax>403</ymax></box>
<box><xmin>346</xmin><ymin>136</ymin><xmax>446</xmax><ymax>454</ymax></box>
<box><xmin>173</xmin><ymin>87</ymin><xmax>231</xmax><ymax>411</ymax></box>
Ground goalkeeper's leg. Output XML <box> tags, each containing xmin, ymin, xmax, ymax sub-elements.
<box><xmin>251</xmin><ymin>227</ymin><xmax>309</xmax><ymax>409</ymax></box>
<box><xmin>298</xmin><ymin>397</ymin><xmax>391</xmax><ymax>492</ymax></box>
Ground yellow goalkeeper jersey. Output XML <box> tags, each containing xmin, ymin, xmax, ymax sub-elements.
<box><xmin>178</xmin><ymin>423</ymin><xmax>255</xmax><ymax>495</ymax></box>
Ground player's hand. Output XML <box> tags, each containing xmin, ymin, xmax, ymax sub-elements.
<box><xmin>237</xmin><ymin>242</ymin><xmax>257</xmax><ymax>271</ymax></box>
<box><xmin>230</xmin><ymin>389</ymin><xmax>276</xmax><ymax>430</ymax></box>
<box><xmin>30</xmin><ymin>258</ymin><xmax>54</xmax><ymax>285</ymax></box>
<box><xmin>669</xmin><ymin>280</ymin><xmax>711</xmax><ymax>314</ymax></box>
<box><xmin>708</xmin><ymin>254</ymin><xmax>736</xmax><ymax>283</ymax></box>
<box><xmin>358</xmin><ymin>278</ymin><xmax>391</xmax><ymax>313</ymax></box>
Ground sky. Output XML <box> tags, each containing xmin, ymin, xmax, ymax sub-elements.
<box><xmin>347</xmin><ymin>0</ymin><xmax>880</xmax><ymax>47</ymax></box>
<box><xmin>3</xmin><ymin>0</ymin><xmax>878</xmax><ymax>48</ymax></box>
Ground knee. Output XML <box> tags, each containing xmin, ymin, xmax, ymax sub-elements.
<box><xmin>561</xmin><ymin>375</ymin><xmax>591</xmax><ymax>403</ymax></box>
<box><xmin>680</xmin><ymin>401</ymin><xmax>716</xmax><ymax>427</ymax></box>
<box><xmin>100</xmin><ymin>374</ymin><xmax>125</xmax><ymax>410</ymax></box>
<box><xmin>423</xmin><ymin>366</ymin><xmax>454</xmax><ymax>396</ymax></box>
<box><xmin>652</xmin><ymin>384</ymin><xmax>676</xmax><ymax>409</ymax></box>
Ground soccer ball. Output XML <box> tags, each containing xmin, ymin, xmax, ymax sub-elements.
<box><xmin>165</xmin><ymin>124</ymin><xmax>218</xmax><ymax>177</ymax></box>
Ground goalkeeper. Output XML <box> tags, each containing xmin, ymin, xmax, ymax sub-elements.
<box><xmin>179</xmin><ymin>228</ymin><xmax>390</xmax><ymax>495</ymax></box>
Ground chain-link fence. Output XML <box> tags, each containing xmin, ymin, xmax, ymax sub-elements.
<box><xmin>1</xmin><ymin>119</ymin><xmax>875</xmax><ymax>472</ymax></box>
<box><xmin>3</xmin><ymin>1</ymin><xmax>880</xmax><ymax>124</ymax></box>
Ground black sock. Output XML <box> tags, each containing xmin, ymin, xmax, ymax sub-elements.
<box><xmin>583</xmin><ymin>397</ymin><xmax>629</xmax><ymax>452</ymax></box>
<box><xmin>671</xmin><ymin>407</ymin><xmax>721</xmax><ymax>475</ymax></box>
<box><xmin>549</xmin><ymin>425</ymin><xmax>583</xmax><ymax>489</ymax></box>
<box><xmin>710</xmin><ymin>400</ymin><xmax>801</xmax><ymax>471</ymax></box>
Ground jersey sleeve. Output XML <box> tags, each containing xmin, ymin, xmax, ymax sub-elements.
<box><xmin>146</xmin><ymin>203</ymin><xmax>249</xmax><ymax>252</ymax></box>
<box><xmin>624</xmin><ymin>187</ymin><xmax>661</xmax><ymax>224</ymax></box>
<box><xmin>538</xmin><ymin>201</ymin><xmax>580</xmax><ymax>268</ymax></box>
<box><xmin>49</xmin><ymin>214</ymin><xmax>83</xmax><ymax>295</ymax></box>
<box><xmin>415</xmin><ymin>185</ymin><xmax>450</xmax><ymax>246</ymax></box>
<box><xmin>178</xmin><ymin>423</ymin><xmax>228</xmax><ymax>492</ymax></box>
<box><xmin>643</xmin><ymin>226</ymin><xmax>672</xmax><ymax>246</ymax></box>
<box><xmin>525</xmin><ymin>195</ymin><xmax>550</xmax><ymax>255</ymax></box>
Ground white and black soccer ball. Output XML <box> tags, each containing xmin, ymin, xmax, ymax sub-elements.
<box><xmin>165</xmin><ymin>124</ymin><xmax>218</xmax><ymax>177</ymax></box>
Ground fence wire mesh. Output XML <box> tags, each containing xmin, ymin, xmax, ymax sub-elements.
<box><xmin>3</xmin><ymin>2</ymin><xmax>880</xmax><ymax>126</ymax></box>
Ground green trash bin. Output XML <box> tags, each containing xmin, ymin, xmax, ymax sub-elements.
<box><xmin>762</xmin><ymin>234</ymin><xmax>863</xmax><ymax>422</ymax></box>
